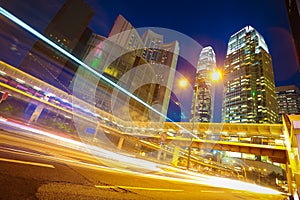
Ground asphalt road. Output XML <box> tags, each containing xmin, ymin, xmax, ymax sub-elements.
<box><xmin>0</xmin><ymin>120</ymin><xmax>288</xmax><ymax>200</ymax></box>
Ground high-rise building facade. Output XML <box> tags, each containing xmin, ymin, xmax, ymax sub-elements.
<box><xmin>105</xmin><ymin>16</ymin><xmax>179</xmax><ymax>121</ymax></box>
<box><xmin>141</xmin><ymin>29</ymin><xmax>179</xmax><ymax>121</ymax></box>
<box><xmin>276</xmin><ymin>85</ymin><xmax>300</xmax><ymax>122</ymax></box>
<box><xmin>19</xmin><ymin>0</ymin><xmax>94</xmax><ymax>92</ymax></box>
<box><xmin>108</xmin><ymin>15</ymin><xmax>144</xmax><ymax>51</ymax></box>
<box><xmin>222</xmin><ymin>26</ymin><xmax>278</xmax><ymax>124</ymax></box>
<box><xmin>72</xmin><ymin>14</ymin><xmax>179</xmax><ymax>122</ymax></box>
<box><xmin>73</xmin><ymin>38</ymin><xmax>156</xmax><ymax>122</ymax></box>
<box><xmin>190</xmin><ymin>46</ymin><xmax>216</xmax><ymax>122</ymax></box>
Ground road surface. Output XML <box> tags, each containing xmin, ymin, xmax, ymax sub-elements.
<box><xmin>0</xmin><ymin>118</ymin><xmax>287</xmax><ymax>199</ymax></box>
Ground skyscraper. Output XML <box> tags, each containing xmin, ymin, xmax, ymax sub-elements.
<box><xmin>72</xmin><ymin>15</ymin><xmax>179</xmax><ymax>122</ymax></box>
<box><xmin>190</xmin><ymin>46</ymin><xmax>216</xmax><ymax>122</ymax></box>
<box><xmin>276</xmin><ymin>85</ymin><xmax>300</xmax><ymax>122</ymax></box>
<box><xmin>141</xmin><ymin>29</ymin><xmax>179</xmax><ymax>121</ymax></box>
<box><xmin>19</xmin><ymin>0</ymin><xmax>94</xmax><ymax>92</ymax></box>
<box><xmin>106</xmin><ymin>16</ymin><xmax>179</xmax><ymax>121</ymax></box>
<box><xmin>73</xmin><ymin>15</ymin><xmax>157</xmax><ymax>121</ymax></box>
<box><xmin>108</xmin><ymin>15</ymin><xmax>144</xmax><ymax>51</ymax></box>
<box><xmin>222</xmin><ymin>26</ymin><xmax>278</xmax><ymax>124</ymax></box>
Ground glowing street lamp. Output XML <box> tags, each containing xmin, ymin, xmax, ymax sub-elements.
<box><xmin>178</xmin><ymin>78</ymin><xmax>188</xmax><ymax>88</ymax></box>
<box><xmin>210</xmin><ymin>69</ymin><xmax>222</xmax><ymax>82</ymax></box>
<box><xmin>176</xmin><ymin>71</ymin><xmax>222</xmax><ymax>170</ymax></box>
<box><xmin>187</xmin><ymin>68</ymin><xmax>222</xmax><ymax>170</ymax></box>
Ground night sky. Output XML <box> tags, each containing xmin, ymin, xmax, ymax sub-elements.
<box><xmin>1</xmin><ymin>0</ymin><xmax>299</xmax><ymax>122</ymax></box>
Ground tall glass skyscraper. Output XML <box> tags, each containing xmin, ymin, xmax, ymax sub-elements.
<box><xmin>142</xmin><ymin>29</ymin><xmax>179</xmax><ymax>122</ymax></box>
<box><xmin>107</xmin><ymin>16</ymin><xmax>179</xmax><ymax>122</ymax></box>
<box><xmin>74</xmin><ymin>15</ymin><xmax>179</xmax><ymax>122</ymax></box>
<box><xmin>222</xmin><ymin>26</ymin><xmax>278</xmax><ymax>124</ymax></box>
<box><xmin>190</xmin><ymin>46</ymin><xmax>216</xmax><ymax>123</ymax></box>
<box><xmin>19</xmin><ymin>0</ymin><xmax>94</xmax><ymax>92</ymax></box>
<box><xmin>73</xmin><ymin>15</ymin><xmax>156</xmax><ymax>121</ymax></box>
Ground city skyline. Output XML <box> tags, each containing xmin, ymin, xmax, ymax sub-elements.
<box><xmin>1</xmin><ymin>2</ymin><xmax>300</xmax><ymax>197</ymax></box>
<box><xmin>1</xmin><ymin>0</ymin><xmax>299</xmax><ymax>122</ymax></box>
<box><xmin>86</xmin><ymin>0</ymin><xmax>300</xmax><ymax>122</ymax></box>
<box><xmin>85</xmin><ymin>0</ymin><xmax>299</xmax><ymax>81</ymax></box>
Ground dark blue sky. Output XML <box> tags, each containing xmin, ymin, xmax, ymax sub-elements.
<box><xmin>1</xmin><ymin>0</ymin><xmax>299</xmax><ymax>122</ymax></box>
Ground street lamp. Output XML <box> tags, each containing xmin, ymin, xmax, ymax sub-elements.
<box><xmin>178</xmin><ymin>78</ymin><xmax>188</xmax><ymax>88</ymax></box>
<box><xmin>186</xmin><ymin>82</ymin><xmax>199</xmax><ymax>169</ymax></box>
<box><xmin>186</xmin><ymin>69</ymin><xmax>222</xmax><ymax>170</ymax></box>
<box><xmin>210</xmin><ymin>69</ymin><xmax>222</xmax><ymax>82</ymax></box>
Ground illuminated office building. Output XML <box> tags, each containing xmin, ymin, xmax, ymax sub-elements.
<box><xmin>19</xmin><ymin>0</ymin><xmax>94</xmax><ymax>92</ymax></box>
<box><xmin>103</xmin><ymin>15</ymin><xmax>179</xmax><ymax>121</ymax></box>
<box><xmin>141</xmin><ymin>29</ymin><xmax>179</xmax><ymax>121</ymax></box>
<box><xmin>190</xmin><ymin>46</ymin><xmax>216</xmax><ymax>122</ymax></box>
<box><xmin>74</xmin><ymin>16</ymin><xmax>157</xmax><ymax>121</ymax></box>
<box><xmin>72</xmin><ymin>15</ymin><xmax>178</xmax><ymax>121</ymax></box>
<box><xmin>276</xmin><ymin>85</ymin><xmax>300</xmax><ymax>122</ymax></box>
<box><xmin>222</xmin><ymin>26</ymin><xmax>278</xmax><ymax>123</ymax></box>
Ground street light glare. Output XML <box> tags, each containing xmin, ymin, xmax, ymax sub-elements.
<box><xmin>179</xmin><ymin>78</ymin><xmax>188</xmax><ymax>88</ymax></box>
<box><xmin>211</xmin><ymin>69</ymin><xmax>222</xmax><ymax>82</ymax></box>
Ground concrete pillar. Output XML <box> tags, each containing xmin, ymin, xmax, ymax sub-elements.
<box><xmin>163</xmin><ymin>151</ymin><xmax>167</xmax><ymax>160</ymax></box>
<box><xmin>29</xmin><ymin>103</ymin><xmax>44</xmax><ymax>123</ymax></box>
<box><xmin>157</xmin><ymin>149</ymin><xmax>162</xmax><ymax>160</ymax></box>
<box><xmin>286</xmin><ymin>162</ymin><xmax>294</xmax><ymax>195</ymax></box>
<box><xmin>92</xmin><ymin>123</ymin><xmax>101</xmax><ymax>142</ymax></box>
<box><xmin>117</xmin><ymin>137</ymin><xmax>125</xmax><ymax>150</ymax></box>
<box><xmin>172</xmin><ymin>146</ymin><xmax>180</xmax><ymax>166</ymax></box>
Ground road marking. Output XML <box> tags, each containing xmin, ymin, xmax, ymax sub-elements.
<box><xmin>200</xmin><ymin>190</ymin><xmax>225</xmax><ymax>193</ymax></box>
<box><xmin>95</xmin><ymin>185</ymin><xmax>184</xmax><ymax>192</ymax></box>
<box><xmin>231</xmin><ymin>191</ymin><xmax>243</xmax><ymax>193</ymax></box>
<box><xmin>0</xmin><ymin>158</ymin><xmax>55</xmax><ymax>168</ymax></box>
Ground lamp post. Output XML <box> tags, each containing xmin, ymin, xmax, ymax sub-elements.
<box><xmin>187</xmin><ymin>69</ymin><xmax>222</xmax><ymax>170</ymax></box>
<box><xmin>257</xmin><ymin>168</ymin><xmax>267</xmax><ymax>185</ymax></box>
<box><xmin>187</xmin><ymin>82</ymin><xmax>199</xmax><ymax>169</ymax></box>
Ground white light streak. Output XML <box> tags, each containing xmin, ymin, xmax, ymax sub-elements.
<box><xmin>33</xmin><ymin>86</ymin><xmax>41</xmax><ymax>91</ymax></box>
<box><xmin>15</xmin><ymin>78</ymin><xmax>25</xmax><ymax>84</ymax></box>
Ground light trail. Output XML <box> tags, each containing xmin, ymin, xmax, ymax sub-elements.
<box><xmin>0</xmin><ymin>122</ymin><xmax>283</xmax><ymax>195</ymax></box>
<box><xmin>0</xmin><ymin>7</ymin><xmax>198</xmax><ymax>138</ymax></box>
<box><xmin>0</xmin><ymin>157</ymin><xmax>55</xmax><ymax>168</ymax></box>
<box><xmin>0</xmin><ymin>119</ymin><xmax>162</xmax><ymax>171</ymax></box>
<box><xmin>95</xmin><ymin>185</ymin><xmax>184</xmax><ymax>192</ymax></box>
<box><xmin>200</xmin><ymin>190</ymin><xmax>224</xmax><ymax>193</ymax></box>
